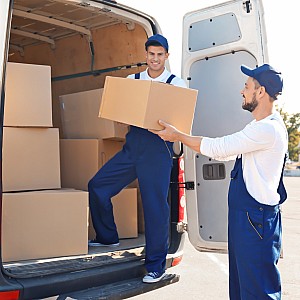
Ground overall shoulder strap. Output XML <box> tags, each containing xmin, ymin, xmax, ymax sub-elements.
<box><xmin>278</xmin><ymin>153</ymin><xmax>288</xmax><ymax>204</ymax></box>
<box><xmin>135</xmin><ymin>72</ymin><xmax>175</xmax><ymax>82</ymax></box>
<box><xmin>166</xmin><ymin>74</ymin><xmax>176</xmax><ymax>84</ymax></box>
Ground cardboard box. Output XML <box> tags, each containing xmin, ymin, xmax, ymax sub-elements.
<box><xmin>2</xmin><ymin>127</ymin><xmax>61</xmax><ymax>192</ymax></box>
<box><xmin>2</xmin><ymin>189</ymin><xmax>88</xmax><ymax>262</ymax></box>
<box><xmin>59</xmin><ymin>89</ymin><xmax>128</xmax><ymax>140</ymax></box>
<box><xmin>99</xmin><ymin>76</ymin><xmax>198</xmax><ymax>134</ymax></box>
<box><xmin>88</xmin><ymin>188</ymin><xmax>138</xmax><ymax>240</ymax></box>
<box><xmin>4</xmin><ymin>62</ymin><xmax>53</xmax><ymax>127</ymax></box>
<box><xmin>60</xmin><ymin>139</ymin><xmax>124</xmax><ymax>191</ymax></box>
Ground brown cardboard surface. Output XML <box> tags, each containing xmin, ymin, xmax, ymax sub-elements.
<box><xmin>99</xmin><ymin>76</ymin><xmax>198</xmax><ymax>134</ymax></box>
<box><xmin>2</xmin><ymin>189</ymin><xmax>88</xmax><ymax>262</ymax></box>
<box><xmin>2</xmin><ymin>127</ymin><xmax>61</xmax><ymax>192</ymax></box>
<box><xmin>4</xmin><ymin>62</ymin><xmax>53</xmax><ymax>127</ymax></box>
<box><xmin>88</xmin><ymin>188</ymin><xmax>138</xmax><ymax>240</ymax></box>
<box><xmin>59</xmin><ymin>89</ymin><xmax>128</xmax><ymax>140</ymax></box>
<box><xmin>112</xmin><ymin>188</ymin><xmax>138</xmax><ymax>239</ymax></box>
<box><xmin>60</xmin><ymin>139</ymin><xmax>124</xmax><ymax>191</ymax></box>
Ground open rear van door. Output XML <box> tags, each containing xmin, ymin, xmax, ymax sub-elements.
<box><xmin>182</xmin><ymin>0</ymin><xmax>268</xmax><ymax>252</ymax></box>
<box><xmin>0</xmin><ymin>0</ymin><xmax>12</xmax><ymax>112</ymax></box>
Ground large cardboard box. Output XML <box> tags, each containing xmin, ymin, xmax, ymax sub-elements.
<box><xmin>59</xmin><ymin>89</ymin><xmax>128</xmax><ymax>140</ymax></box>
<box><xmin>4</xmin><ymin>62</ymin><xmax>53</xmax><ymax>127</ymax></box>
<box><xmin>2</xmin><ymin>127</ymin><xmax>61</xmax><ymax>192</ymax></box>
<box><xmin>88</xmin><ymin>188</ymin><xmax>138</xmax><ymax>240</ymax></box>
<box><xmin>99</xmin><ymin>76</ymin><xmax>198</xmax><ymax>134</ymax></box>
<box><xmin>60</xmin><ymin>139</ymin><xmax>124</xmax><ymax>191</ymax></box>
<box><xmin>2</xmin><ymin>189</ymin><xmax>89</xmax><ymax>262</ymax></box>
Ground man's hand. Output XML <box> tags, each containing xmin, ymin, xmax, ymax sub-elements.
<box><xmin>149</xmin><ymin>120</ymin><xmax>180</xmax><ymax>142</ymax></box>
<box><xmin>150</xmin><ymin>120</ymin><xmax>203</xmax><ymax>153</ymax></box>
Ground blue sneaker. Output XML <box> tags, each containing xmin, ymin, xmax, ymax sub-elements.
<box><xmin>142</xmin><ymin>271</ymin><xmax>165</xmax><ymax>283</ymax></box>
<box><xmin>88</xmin><ymin>239</ymin><xmax>119</xmax><ymax>247</ymax></box>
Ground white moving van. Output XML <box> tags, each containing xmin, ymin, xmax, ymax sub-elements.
<box><xmin>0</xmin><ymin>0</ymin><xmax>267</xmax><ymax>298</ymax></box>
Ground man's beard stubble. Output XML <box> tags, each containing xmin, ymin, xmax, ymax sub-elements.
<box><xmin>242</xmin><ymin>94</ymin><xmax>258</xmax><ymax>112</ymax></box>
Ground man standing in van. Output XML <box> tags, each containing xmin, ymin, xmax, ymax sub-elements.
<box><xmin>151</xmin><ymin>64</ymin><xmax>287</xmax><ymax>299</ymax></box>
<box><xmin>88</xmin><ymin>34</ymin><xmax>187</xmax><ymax>283</ymax></box>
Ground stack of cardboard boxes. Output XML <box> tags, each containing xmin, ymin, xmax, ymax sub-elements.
<box><xmin>2</xmin><ymin>62</ymin><xmax>89</xmax><ymax>262</ymax></box>
<box><xmin>59</xmin><ymin>88</ymin><xmax>139</xmax><ymax>240</ymax></box>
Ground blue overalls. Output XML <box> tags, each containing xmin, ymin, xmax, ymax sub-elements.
<box><xmin>228</xmin><ymin>155</ymin><xmax>287</xmax><ymax>300</ymax></box>
<box><xmin>88</xmin><ymin>73</ymin><xmax>175</xmax><ymax>274</ymax></box>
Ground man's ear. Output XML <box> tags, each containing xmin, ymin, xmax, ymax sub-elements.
<box><xmin>258</xmin><ymin>86</ymin><xmax>266</xmax><ymax>97</ymax></box>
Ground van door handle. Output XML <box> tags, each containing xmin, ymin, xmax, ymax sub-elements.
<box><xmin>203</xmin><ymin>163</ymin><xmax>226</xmax><ymax>180</ymax></box>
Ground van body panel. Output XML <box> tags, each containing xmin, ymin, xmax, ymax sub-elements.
<box><xmin>182</xmin><ymin>0</ymin><xmax>268</xmax><ymax>252</ymax></box>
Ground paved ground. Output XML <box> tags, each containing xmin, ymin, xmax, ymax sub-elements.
<box><xmin>131</xmin><ymin>176</ymin><xmax>300</xmax><ymax>300</ymax></box>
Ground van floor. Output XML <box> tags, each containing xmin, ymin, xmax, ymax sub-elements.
<box><xmin>3</xmin><ymin>235</ymin><xmax>145</xmax><ymax>278</ymax></box>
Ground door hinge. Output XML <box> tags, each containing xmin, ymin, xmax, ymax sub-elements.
<box><xmin>177</xmin><ymin>222</ymin><xmax>188</xmax><ymax>233</ymax></box>
<box><xmin>243</xmin><ymin>0</ymin><xmax>252</xmax><ymax>13</ymax></box>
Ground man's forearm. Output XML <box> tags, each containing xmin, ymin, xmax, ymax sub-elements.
<box><xmin>149</xmin><ymin>120</ymin><xmax>203</xmax><ymax>153</ymax></box>
<box><xmin>174</xmin><ymin>131</ymin><xmax>202</xmax><ymax>153</ymax></box>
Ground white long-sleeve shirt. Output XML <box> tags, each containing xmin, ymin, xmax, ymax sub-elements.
<box><xmin>200</xmin><ymin>111</ymin><xmax>288</xmax><ymax>205</ymax></box>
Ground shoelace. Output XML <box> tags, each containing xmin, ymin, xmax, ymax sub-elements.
<box><xmin>148</xmin><ymin>272</ymin><xmax>160</xmax><ymax>278</ymax></box>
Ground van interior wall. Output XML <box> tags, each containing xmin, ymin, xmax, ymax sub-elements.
<box><xmin>8</xmin><ymin>23</ymin><xmax>148</xmax><ymax>131</ymax></box>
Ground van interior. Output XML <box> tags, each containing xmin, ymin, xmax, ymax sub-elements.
<box><xmin>3</xmin><ymin>0</ymin><xmax>180</xmax><ymax>279</ymax></box>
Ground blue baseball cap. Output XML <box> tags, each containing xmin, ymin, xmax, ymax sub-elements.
<box><xmin>145</xmin><ymin>34</ymin><xmax>169</xmax><ymax>52</ymax></box>
<box><xmin>241</xmin><ymin>64</ymin><xmax>283</xmax><ymax>98</ymax></box>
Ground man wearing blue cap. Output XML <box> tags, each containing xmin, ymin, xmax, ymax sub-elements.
<box><xmin>151</xmin><ymin>64</ymin><xmax>288</xmax><ymax>299</ymax></box>
<box><xmin>88</xmin><ymin>34</ymin><xmax>186</xmax><ymax>283</ymax></box>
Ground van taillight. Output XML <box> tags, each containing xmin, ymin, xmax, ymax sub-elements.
<box><xmin>178</xmin><ymin>157</ymin><xmax>185</xmax><ymax>223</ymax></box>
<box><xmin>171</xmin><ymin>254</ymin><xmax>183</xmax><ymax>267</ymax></box>
<box><xmin>0</xmin><ymin>290</ymin><xmax>20</xmax><ymax>300</ymax></box>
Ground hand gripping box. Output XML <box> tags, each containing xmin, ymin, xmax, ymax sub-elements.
<box><xmin>99</xmin><ymin>76</ymin><xmax>198</xmax><ymax>134</ymax></box>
